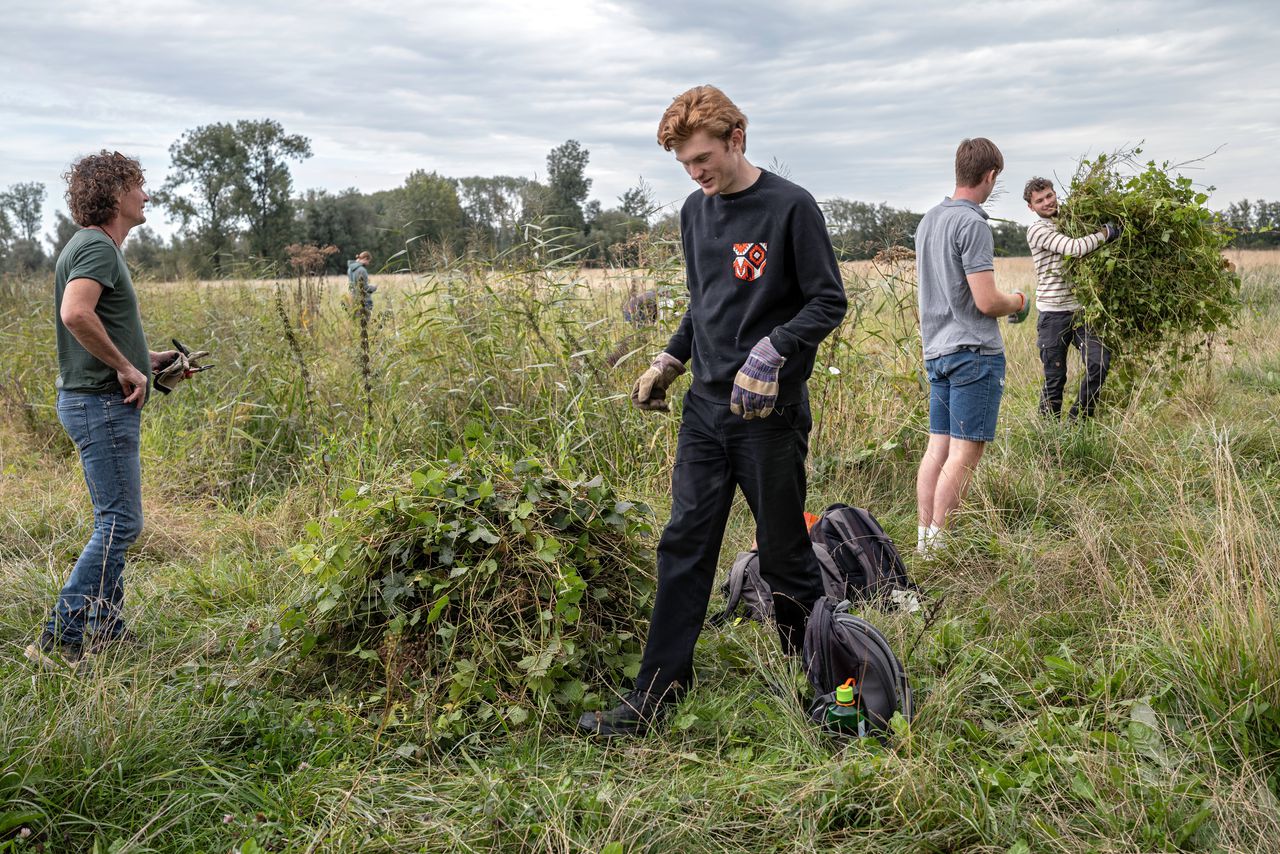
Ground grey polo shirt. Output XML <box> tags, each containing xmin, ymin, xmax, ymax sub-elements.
<box><xmin>915</xmin><ymin>197</ymin><xmax>1002</xmax><ymax>360</ymax></box>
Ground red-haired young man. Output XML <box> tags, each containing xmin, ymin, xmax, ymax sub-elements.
<box><xmin>578</xmin><ymin>86</ymin><xmax>848</xmax><ymax>736</ymax></box>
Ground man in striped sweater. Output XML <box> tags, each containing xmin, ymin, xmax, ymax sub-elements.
<box><xmin>1024</xmin><ymin>177</ymin><xmax>1121</xmax><ymax>419</ymax></box>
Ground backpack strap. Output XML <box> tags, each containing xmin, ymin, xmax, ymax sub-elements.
<box><xmin>802</xmin><ymin>595</ymin><xmax>839</xmax><ymax>695</ymax></box>
<box><xmin>710</xmin><ymin>550</ymin><xmax>756</xmax><ymax>627</ymax></box>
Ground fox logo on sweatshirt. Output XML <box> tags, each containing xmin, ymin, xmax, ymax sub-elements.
<box><xmin>732</xmin><ymin>242</ymin><xmax>767</xmax><ymax>281</ymax></box>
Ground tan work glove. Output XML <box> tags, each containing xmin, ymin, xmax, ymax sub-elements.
<box><xmin>154</xmin><ymin>339</ymin><xmax>212</xmax><ymax>394</ymax></box>
<box><xmin>631</xmin><ymin>352</ymin><xmax>685</xmax><ymax>412</ymax></box>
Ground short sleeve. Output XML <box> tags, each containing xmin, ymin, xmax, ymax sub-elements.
<box><xmin>958</xmin><ymin>217</ymin><xmax>995</xmax><ymax>275</ymax></box>
<box><xmin>66</xmin><ymin>239</ymin><xmax>120</xmax><ymax>290</ymax></box>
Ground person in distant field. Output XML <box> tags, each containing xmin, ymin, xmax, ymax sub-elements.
<box><xmin>622</xmin><ymin>289</ymin><xmax>658</xmax><ymax>326</ymax></box>
<box><xmin>914</xmin><ymin>138</ymin><xmax>1028</xmax><ymax>556</ymax></box>
<box><xmin>1023</xmin><ymin>177</ymin><xmax>1121</xmax><ymax>420</ymax></box>
<box><xmin>347</xmin><ymin>250</ymin><xmax>376</xmax><ymax>312</ymax></box>
<box><xmin>26</xmin><ymin>150</ymin><xmax>178</xmax><ymax>668</ymax></box>
<box><xmin>577</xmin><ymin>85</ymin><xmax>848</xmax><ymax>737</ymax></box>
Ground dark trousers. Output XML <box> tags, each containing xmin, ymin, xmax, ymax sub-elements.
<box><xmin>1038</xmin><ymin>310</ymin><xmax>1110</xmax><ymax>419</ymax></box>
<box><xmin>635</xmin><ymin>391</ymin><xmax>825</xmax><ymax>696</ymax></box>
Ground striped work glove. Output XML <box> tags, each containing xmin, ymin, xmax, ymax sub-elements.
<box><xmin>631</xmin><ymin>352</ymin><xmax>685</xmax><ymax>412</ymax></box>
<box><xmin>730</xmin><ymin>337</ymin><xmax>786</xmax><ymax>419</ymax></box>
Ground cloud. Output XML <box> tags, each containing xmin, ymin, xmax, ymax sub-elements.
<box><xmin>2</xmin><ymin>0</ymin><xmax>1276</xmax><ymax>243</ymax></box>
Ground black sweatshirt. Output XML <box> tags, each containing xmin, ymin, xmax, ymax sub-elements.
<box><xmin>665</xmin><ymin>170</ymin><xmax>848</xmax><ymax>405</ymax></box>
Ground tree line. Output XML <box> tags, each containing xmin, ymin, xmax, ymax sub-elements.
<box><xmin>1</xmin><ymin>119</ymin><xmax>1274</xmax><ymax>278</ymax></box>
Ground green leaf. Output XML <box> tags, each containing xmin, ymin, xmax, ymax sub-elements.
<box><xmin>425</xmin><ymin>594</ymin><xmax>449</xmax><ymax>624</ymax></box>
<box><xmin>468</xmin><ymin>525</ymin><xmax>500</xmax><ymax>544</ymax></box>
<box><xmin>1070</xmin><ymin>771</ymin><xmax>1100</xmax><ymax>805</ymax></box>
<box><xmin>0</xmin><ymin>811</ymin><xmax>44</xmax><ymax>836</ymax></box>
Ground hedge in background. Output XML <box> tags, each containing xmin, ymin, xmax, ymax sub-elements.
<box><xmin>1060</xmin><ymin>150</ymin><xmax>1240</xmax><ymax>394</ymax></box>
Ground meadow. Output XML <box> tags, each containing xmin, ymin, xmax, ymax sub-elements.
<box><xmin>1</xmin><ymin>243</ymin><xmax>1278</xmax><ymax>853</ymax></box>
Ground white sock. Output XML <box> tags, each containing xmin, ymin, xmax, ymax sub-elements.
<box><xmin>926</xmin><ymin>524</ymin><xmax>942</xmax><ymax>544</ymax></box>
<box><xmin>917</xmin><ymin>525</ymin><xmax>928</xmax><ymax>554</ymax></box>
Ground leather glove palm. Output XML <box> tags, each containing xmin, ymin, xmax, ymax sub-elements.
<box><xmin>730</xmin><ymin>337</ymin><xmax>785</xmax><ymax>419</ymax></box>
<box><xmin>631</xmin><ymin>353</ymin><xmax>685</xmax><ymax>411</ymax></box>
<box><xmin>154</xmin><ymin>339</ymin><xmax>212</xmax><ymax>394</ymax></box>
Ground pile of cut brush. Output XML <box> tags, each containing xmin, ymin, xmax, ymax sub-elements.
<box><xmin>1059</xmin><ymin>148</ymin><xmax>1240</xmax><ymax>395</ymax></box>
<box><xmin>279</xmin><ymin>445</ymin><xmax>656</xmax><ymax>742</ymax></box>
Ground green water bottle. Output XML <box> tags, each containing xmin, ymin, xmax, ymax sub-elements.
<box><xmin>824</xmin><ymin>679</ymin><xmax>867</xmax><ymax>737</ymax></box>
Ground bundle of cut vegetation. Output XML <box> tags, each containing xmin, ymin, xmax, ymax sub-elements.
<box><xmin>281</xmin><ymin>441</ymin><xmax>656</xmax><ymax>740</ymax></box>
<box><xmin>1060</xmin><ymin>148</ymin><xmax>1240</xmax><ymax>394</ymax></box>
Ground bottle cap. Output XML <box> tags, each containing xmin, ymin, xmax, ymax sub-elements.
<box><xmin>835</xmin><ymin>681</ymin><xmax>855</xmax><ymax>705</ymax></box>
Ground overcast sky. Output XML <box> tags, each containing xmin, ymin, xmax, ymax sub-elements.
<box><xmin>4</xmin><ymin>0</ymin><xmax>1277</xmax><ymax>244</ymax></box>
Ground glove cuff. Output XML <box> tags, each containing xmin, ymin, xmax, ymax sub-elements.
<box><xmin>652</xmin><ymin>352</ymin><xmax>686</xmax><ymax>376</ymax></box>
<box><xmin>751</xmin><ymin>337</ymin><xmax>785</xmax><ymax>368</ymax></box>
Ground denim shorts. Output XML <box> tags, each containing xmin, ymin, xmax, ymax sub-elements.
<box><xmin>926</xmin><ymin>349</ymin><xmax>1006</xmax><ymax>442</ymax></box>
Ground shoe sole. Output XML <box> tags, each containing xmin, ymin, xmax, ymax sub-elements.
<box><xmin>24</xmin><ymin>643</ymin><xmax>82</xmax><ymax>670</ymax></box>
<box><xmin>576</xmin><ymin>713</ymin><xmax>649</xmax><ymax>737</ymax></box>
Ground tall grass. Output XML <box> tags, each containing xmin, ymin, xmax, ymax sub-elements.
<box><xmin>1</xmin><ymin>247</ymin><xmax>1279</xmax><ymax>851</ymax></box>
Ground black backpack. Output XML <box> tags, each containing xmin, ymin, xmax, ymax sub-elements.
<box><xmin>803</xmin><ymin>595</ymin><xmax>913</xmax><ymax>735</ymax></box>
<box><xmin>807</xmin><ymin>503</ymin><xmax>918</xmax><ymax>606</ymax></box>
<box><xmin>712</xmin><ymin>504</ymin><xmax>918</xmax><ymax>625</ymax></box>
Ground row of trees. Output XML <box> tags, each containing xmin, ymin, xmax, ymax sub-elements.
<box><xmin>1216</xmin><ymin>199</ymin><xmax>1280</xmax><ymax>248</ymax></box>
<box><xmin>3</xmin><ymin>118</ymin><xmax>1275</xmax><ymax>278</ymax></box>
<box><xmin>0</xmin><ymin>182</ymin><xmax>50</xmax><ymax>273</ymax></box>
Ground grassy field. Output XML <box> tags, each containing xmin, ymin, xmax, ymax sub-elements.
<box><xmin>1</xmin><ymin>247</ymin><xmax>1279</xmax><ymax>853</ymax></box>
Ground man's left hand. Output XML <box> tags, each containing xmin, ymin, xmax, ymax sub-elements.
<box><xmin>154</xmin><ymin>339</ymin><xmax>212</xmax><ymax>394</ymax></box>
<box><xmin>150</xmin><ymin>350</ymin><xmax>179</xmax><ymax>372</ymax></box>
<box><xmin>1007</xmin><ymin>291</ymin><xmax>1031</xmax><ymax>324</ymax></box>
<box><xmin>730</xmin><ymin>337</ymin><xmax>786</xmax><ymax>419</ymax></box>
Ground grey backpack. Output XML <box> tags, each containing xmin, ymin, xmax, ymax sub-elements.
<box><xmin>710</xmin><ymin>545</ymin><xmax>844</xmax><ymax>625</ymax></box>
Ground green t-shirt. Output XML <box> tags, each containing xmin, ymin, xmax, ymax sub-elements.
<box><xmin>54</xmin><ymin>228</ymin><xmax>151</xmax><ymax>394</ymax></box>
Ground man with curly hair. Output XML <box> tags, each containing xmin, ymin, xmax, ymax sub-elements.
<box><xmin>577</xmin><ymin>86</ymin><xmax>847</xmax><ymax>736</ymax></box>
<box><xmin>25</xmin><ymin>151</ymin><xmax>177</xmax><ymax>668</ymax></box>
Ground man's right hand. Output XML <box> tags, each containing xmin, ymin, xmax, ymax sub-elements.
<box><xmin>631</xmin><ymin>353</ymin><xmax>685</xmax><ymax>412</ymax></box>
<box><xmin>118</xmin><ymin>365</ymin><xmax>148</xmax><ymax>408</ymax></box>
<box><xmin>1104</xmin><ymin>222</ymin><xmax>1123</xmax><ymax>243</ymax></box>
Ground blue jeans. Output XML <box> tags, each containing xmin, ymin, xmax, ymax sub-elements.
<box><xmin>926</xmin><ymin>350</ymin><xmax>1006</xmax><ymax>442</ymax></box>
<box><xmin>48</xmin><ymin>390</ymin><xmax>144</xmax><ymax>644</ymax></box>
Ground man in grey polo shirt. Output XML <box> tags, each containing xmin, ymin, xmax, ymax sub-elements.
<box><xmin>914</xmin><ymin>138</ymin><xmax>1028</xmax><ymax>555</ymax></box>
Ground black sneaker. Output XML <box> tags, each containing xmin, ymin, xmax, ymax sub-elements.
<box><xmin>85</xmin><ymin>628</ymin><xmax>140</xmax><ymax>656</ymax></box>
<box><xmin>577</xmin><ymin>688</ymin><xmax>677</xmax><ymax>737</ymax></box>
<box><xmin>24</xmin><ymin>630</ymin><xmax>83</xmax><ymax>668</ymax></box>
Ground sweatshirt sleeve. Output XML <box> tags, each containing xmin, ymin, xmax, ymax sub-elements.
<box><xmin>663</xmin><ymin>310</ymin><xmax>693</xmax><ymax>363</ymax></box>
<box><xmin>768</xmin><ymin>197</ymin><xmax>848</xmax><ymax>359</ymax></box>
<box><xmin>1027</xmin><ymin>220</ymin><xmax>1106</xmax><ymax>258</ymax></box>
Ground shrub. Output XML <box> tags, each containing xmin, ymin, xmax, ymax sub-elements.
<box><xmin>281</xmin><ymin>441</ymin><xmax>656</xmax><ymax>739</ymax></box>
<box><xmin>1060</xmin><ymin>150</ymin><xmax>1241</xmax><ymax>394</ymax></box>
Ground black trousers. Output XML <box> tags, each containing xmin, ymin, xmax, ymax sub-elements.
<box><xmin>1038</xmin><ymin>310</ymin><xmax>1110</xmax><ymax>419</ymax></box>
<box><xmin>634</xmin><ymin>391</ymin><xmax>825</xmax><ymax>696</ymax></box>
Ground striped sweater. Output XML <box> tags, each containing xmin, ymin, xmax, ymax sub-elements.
<box><xmin>1026</xmin><ymin>216</ymin><xmax>1108</xmax><ymax>312</ymax></box>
